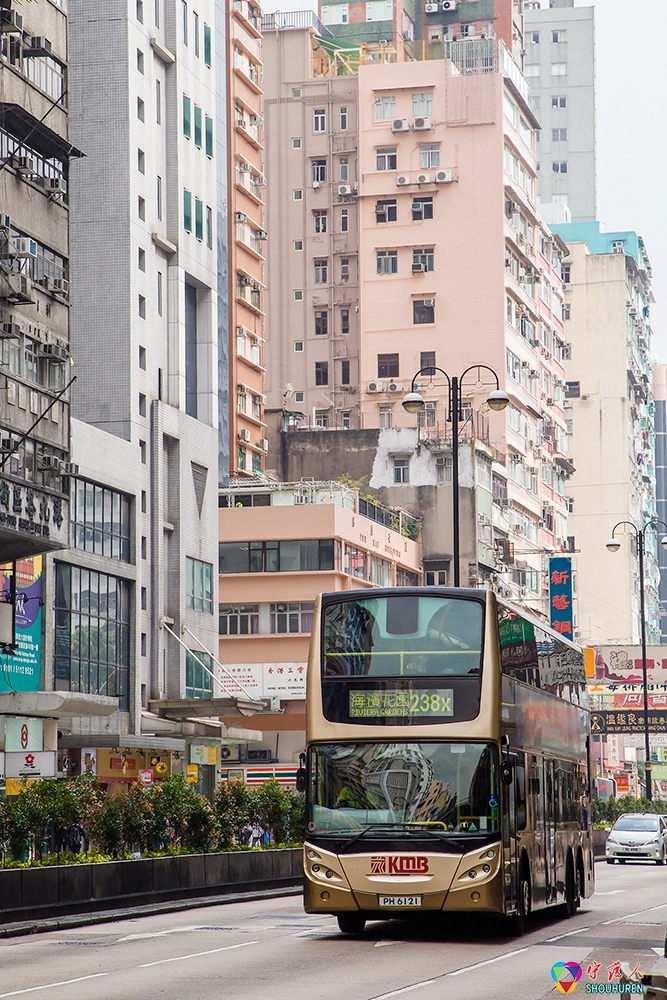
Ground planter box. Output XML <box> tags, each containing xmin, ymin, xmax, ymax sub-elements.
<box><xmin>0</xmin><ymin>848</ymin><xmax>303</xmax><ymax>926</ymax></box>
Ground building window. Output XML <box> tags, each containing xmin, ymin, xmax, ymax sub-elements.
<box><xmin>312</xmin><ymin>159</ymin><xmax>327</xmax><ymax>183</ymax></box>
<box><xmin>314</xmin><ymin>209</ymin><xmax>328</xmax><ymax>233</ymax></box>
<box><xmin>182</xmin><ymin>0</ymin><xmax>188</xmax><ymax>43</ymax></box>
<box><xmin>419</xmin><ymin>144</ymin><xmax>440</xmax><ymax>169</ymax></box>
<box><xmin>292</xmin><ymin>87</ymin><xmax>302</xmax><ymax>98</ymax></box>
<box><xmin>137</xmin><ymin>97</ymin><xmax>145</xmax><ymax>121</ymax></box>
<box><xmin>420</xmin><ymin>350</ymin><xmax>436</xmax><ymax>375</ymax></box>
<box><xmin>219</xmin><ymin>540</ymin><xmax>337</xmax><ymax>574</ymax></box>
<box><xmin>435</xmin><ymin>456</ymin><xmax>451</xmax><ymax>484</ymax></box>
<box><xmin>185</xmin><ymin>650</ymin><xmax>212</xmax><ymax>700</ymax></box>
<box><xmin>529</xmin><ymin>31</ymin><xmax>539</xmax><ymax>44</ymax></box>
<box><xmin>552</xmin><ymin>29</ymin><xmax>566</xmax><ymax>43</ymax></box>
<box><xmin>204</xmin><ymin>23</ymin><xmax>212</xmax><ymax>66</ymax></box>
<box><xmin>341</xmin><ymin>359</ymin><xmax>350</xmax><ymax>384</ymax></box>
<box><xmin>374</xmin><ymin>95</ymin><xmax>396</xmax><ymax>120</ymax></box>
<box><xmin>183</xmin><ymin>95</ymin><xmax>191</xmax><ymax>138</ymax></box>
<box><xmin>139</xmin><ymin>345</ymin><xmax>147</xmax><ymax>369</ymax></box>
<box><xmin>237</xmin><ymin>385</ymin><xmax>247</xmax><ymax>414</ymax></box>
<box><xmin>313</xmin><ymin>108</ymin><xmax>326</xmax><ymax>132</ymax></box>
<box><xmin>378</xmin><ymin>353</ymin><xmax>399</xmax><ymax>378</ymax></box>
<box><xmin>340</xmin><ymin>208</ymin><xmax>349</xmax><ymax>232</ymax></box>
<box><xmin>551</xmin><ymin>63</ymin><xmax>567</xmax><ymax>76</ymax></box>
<box><xmin>138</xmin><ymin>247</ymin><xmax>146</xmax><ymax>271</ymax></box>
<box><xmin>339</xmin><ymin>157</ymin><xmax>349</xmax><ymax>182</ymax></box>
<box><xmin>314</xmin><ymin>259</ymin><xmax>328</xmax><ymax>284</ymax></box>
<box><xmin>70</xmin><ymin>479</ymin><xmax>131</xmax><ymax>561</ymax></box>
<box><xmin>562</xmin><ymin>303</ymin><xmax>571</xmax><ymax>320</ymax></box>
<box><xmin>376</xmin><ymin>249</ymin><xmax>398</xmax><ymax>275</ymax></box>
<box><xmin>342</xmin><ymin>411</ymin><xmax>351</xmax><ymax>429</ymax></box>
<box><xmin>339</xmin><ymin>106</ymin><xmax>348</xmax><ymax>130</ymax></box>
<box><xmin>270</xmin><ymin>601</ymin><xmax>315</xmax><ymax>634</ymax></box>
<box><xmin>219</xmin><ymin>604</ymin><xmax>259</xmax><ymax>635</ymax></box>
<box><xmin>137</xmin><ymin>48</ymin><xmax>145</xmax><ymax>73</ymax></box>
<box><xmin>156</xmin><ymin>175</ymin><xmax>162</xmax><ymax>219</ymax></box>
<box><xmin>417</xmin><ymin>401</ymin><xmax>436</xmax><ymax>428</ymax></box>
<box><xmin>412</xmin><ymin>248</ymin><xmax>434</xmax><ymax>272</ymax></box>
<box><xmin>552</xmin><ymin>128</ymin><xmax>567</xmax><ymax>142</ymax></box>
<box><xmin>315</xmin><ymin>311</ymin><xmax>328</xmax><ymax>336</ymax></box>
<box><xmin>183</xmin><ymin>189</ymin><xmax>192</xmax><ymax>231</ymax></box>
<box><xmin>315</xmin><ymin>361</ymin><xmax>329</xmax><ymax>385</ymax></box>
<box><xmin>552</xmin><ymin>95</ymin><xmax>567</xmax><ymax>108</ymax></box>
<box><xmin>376</xmin><ymin>199</ymin><xmax>397</xmax><ymax>223</ymax></box>
<box><xmin>376</xmin><ymin>147</ymin><xmax>397</xmax><ymax>171</ymax></box>
<box><xmin>186</xmin><ymin>556</ymin><xmax>213</xmax><ymax>613</ymax></box>
<box><xmin>561</xmin><ymin>263</ymin><xmax>571</xmax><ymax>284</ymax></box>
<box><xmin>194</xmin><ymin>199</ymin><xmax>203</xmax><ymax>240</ymax></box>
<box><xmin>411</xmin><ymin>92</ymin><xmax>433</xmax><ymax>117</ymax></box>
<box><xmin>378</xmin><ymin>405</ymin><xmax>393</xmax><ymax>429</ymax></box>
<box><xmin>157</xmin><ymin>271</ymin><xmax>163</xmax><ymax>315</ymax></box>
<box><xmin>193</xmin><ymin>105</ymin><xmax>202</xmax><ymax>147</ymax></box>
<box><xmin>293</xmin><ymin>240</ymin><xmax>303</xmax><ymax>251</ymax></box>
<box><xmin>137</xmin><ymin>0</ymin><xmax>144</xmax><ymax>22</ymax></box>
<box><xmin>193</xmin><ymin>10</ymin><xmax>200</xmax><ymax>54</ymax></box>
<box><xmin>294</xmin><ymin>289</ymin><xmax>303</xmax><ymax>301</ymax></box>
<box><xmin>205</xmin><ymin>115</ymin><xmax>213</xmax><ymax>157</ymax></box>
<box><xmin>137</xmin><ymin>149</ymin><xmax>145</xmax><ymax>173</ymax></box>
<box><xmin>138</xmin><ymin>294</ymin><xmax>146</xmax><ymax>318</ymax></box>
<box><xmin>552</xmin><ymin>161</ymin><xmax>568</xmax><ymax>173</ymax></box>
<box><xmin>341</xmin><ymin>309</ymin><xmax>350</xmax><ymax>334</ymax></box>
<box><xmin>413</xmin><ymin>299</ymin><xmax>435</xmax><ymax>324</ymax></box>
<box><xmin>315</xmin><ymin>410</ymin><xmax>330</xmax><ymax>427</ymax></box>
<box><xmin>294</xmin><ymin>341</ymin><xmax>304</xmax><ymax>352</ymax></box>
<box><xmin>292</xmin><ymin>137</ymin><xmax>302</xmax><ymax>149</ymax></box>
<box><xmin>393</xmin><ymin>458</ymin><xmax>410</xmax><ymax>484</ymax></box>
<box><xmin>237</xmin><ymin>445</ymin><xmax>246</xmax><ymax>470</ymax></box>
<box><xmin>293</xmin><ymin>189</ymin><xmax>303</xmax><ymax>201</ymax></box>
<box><xmin>206</xmin><ymin>206</ymin><xmax>213</xmax><ymax>249</ymax></box>
<box><xmin>54</xmin><ymin>564</ymin><xmax>131</xmax><ymax>711</ymax></box>
<box><xmin>412</xmin><ymin>196</ymin><xmax>433</xmax><ymax>221</ymax></box>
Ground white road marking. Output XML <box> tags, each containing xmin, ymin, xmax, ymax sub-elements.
<box><xmin>375</xmin><ymin>940</ymin><xmax>407</xmax><ymax>948</ymax></box>
<box><xmin>138</xmin><ymin>939</ymin><xmax>258</xmax><ymax>968</ymax></box>
<box><xmin>370</xmin><ymin>980</ymin><xmax>439</xmax><ymax>999</ymax></box>
<box><xmin>545</xmin><ymin>926</ymin><xmax>590</xmax><ymax>942</ymax></box>
<box><xmin>596</xmin><ymin>890</ymin><xmax>628</xmax><ymax>896</ymax></box>
<box><xmin>603</xmin><ymin>902</ymin><xmax>667</xmax><ymax>925</ymax></box>
<box><xmin>653</xmin><ymin>948</ymin><xmax>664</xmax><ymax>956</ymax></box>
<box><xmin>445</xmin><ymin>946</ymin><xmax>530</xmax><ymax>977</ymax></box>
<box><xmin>0</xmin><ymin>974</ymin><xmax>109</xmax><ymax>998</ymax></box>
<box><xmin>117</xmin><ymin>924</ymin><xmax>206</xmax><ymax>942</ymax></box>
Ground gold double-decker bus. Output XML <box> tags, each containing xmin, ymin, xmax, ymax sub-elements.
<box><xmin>301</xmin><ymin>587</ymin><xmax>594</xmax><ymax>934</ymax></box>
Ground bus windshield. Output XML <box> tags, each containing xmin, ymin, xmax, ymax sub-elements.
<box><xmin>308</xmin><ymin>741</ymin><xmax>499</xmax><ymax>838</ymax></box>
<box><xmin>322</xmin><ymin>594</ymin><xmax>484</xmax><ymax>678</ymax></box>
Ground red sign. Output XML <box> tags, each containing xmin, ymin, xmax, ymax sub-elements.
<box><xmin>139</xmin><ymin>769</ymin><xmax>153</xmax><ymax>786</ymax></box>
<box><xmin>368</xmin><ymin>856</ymin><xmax>429</xmax><ymax>875</ymax></box>
<box><xmin>20</xmin><ymin>724</ymin><xmax>29</xmax><ymax>750</ymax></box>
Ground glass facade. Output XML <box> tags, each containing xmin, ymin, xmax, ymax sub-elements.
<box><xmin>186</xmin><ymin>649</ymin><xmax>213</xmax><ymax>698</ymax></box>
<box><xmin>70</xmin><ymin>479</ymin><xmax>131</xmax><ymax>561</ymax></box>
<box><xmin>186</xmin><ymin>556</ymin><xmax>214</xmax><ymax>612</ymax></box>
<box><xmin>219</xmin><ymin>539</ymin><xmax>338</xmax><ymax>573</ymax></box>
<box><xmin>54</xmin><ymin>563</ymin><xmax>131</xmax><ymax>711</ymax></box>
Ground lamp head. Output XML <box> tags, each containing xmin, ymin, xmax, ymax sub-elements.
<box><xmin>487</xmin><ymin>388</ymin><xmax>510</xmax><ymax>412</ymax></box>
<box><xmin>606</xmin><ymin>537</ymin><xmax>621</xmax><ymax>553</ymax></box>
<box><xmin>661</xmin><ymin>535</ymin><xmax>667</xmax><ymax>551</ymax></box>
<box><xmin>402</xmin><ymin>391</ymin><xmax>425</xmax><ymax>415</ymax></box>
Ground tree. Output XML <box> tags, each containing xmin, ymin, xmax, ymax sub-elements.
<box><xmin>214</xmin><ymin>780</ymin><xmax>250</xmax><ymax>848</ymax></box>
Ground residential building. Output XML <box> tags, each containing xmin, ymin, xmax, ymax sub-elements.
<box><xmin>262</xmin><ymin>20</ymin><xmax>571</xmax><ymax>612</ymax></box>
<box><xmin>217</xmin><ymin>478</ymin><xmax>422</xmax><ymax>764</ymax></box>
<box><xmin>524</xmin><ymin>0</ymin><xmax>596</xmax><ymax>223</ymax></box>
<box><xmin>552</xmin><ymin>222</ymin><xmax>657</xmax><ymax>644</ymax></box>
<box><xmin>653</xmin><ymin>365</ymin><xmax>667</xmax><ymax>642</ymax></box>
<box><xmin>228</xmin><ymin>0</ymin><xmax>267</xmax><ymax>476</ymax></box>
<box><xmin>63</xmin><ymin>0</ymin><xmax>223</xmax><ymax>770</ymax></box>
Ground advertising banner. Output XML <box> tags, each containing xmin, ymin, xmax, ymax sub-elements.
<box><xmin>0</xmin><ymin>557</ymin><xmax>43</xmax><ymax>693</ymax></box>
<box><xmin>220</xmin><ymin>662</ymin><xmax>306</xmax><ymax>700</ymax></box>
<box><xmin>593</xmin><ymin>646</ymin><xmax>667</xmax><ymax>687</ymax></box>
<box><xmin>190</xmin><ymin>744</ymin><xmax>218</xmax><ymax>765</ymax></box>
<box><xmin>5</xmin><ymin>751</ymin><xmax>56</xmax><ymax>778</ymax></box>
<box><xmin>548</xmin><ymin>556</ymin><xmax>573</xmax><ymax>637</ymax></box>
<box><xmin>590</xmin><ymin>710</ymin><xmax>667</xmax><ymax>735</ymax></box>
<box><xmin>4</xmin><ymin>717</ymin><xmax>43</xmax><ymax>752</ymax></box>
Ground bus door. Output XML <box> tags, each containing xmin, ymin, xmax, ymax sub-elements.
<box><xmin>502</xmin><ymin>752</ymin><xmax>521</xmax><ymax>911</ymax></box>
<box><xmin>544</xmin><ymin>759</ymin><xmax>557</xmax><ymax>904</ymax></box>
<box><xmin>529</xmin><ymin>755</ymin><xmax>546</xmax><ymax>901</ymax></box>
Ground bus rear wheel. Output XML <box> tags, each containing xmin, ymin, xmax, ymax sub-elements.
<box><xmin>337</xmin><ymin>913</ymin><xmax>366</xmax><ymax>935</ymax></box>
<box><xmin>507</xmin><ymin>867</ymin><xmax>531</xmax><ymax>936</ymax></box>
<box><xmin>564</xmin><ymin>853</ymin><xmax>578</xmax><ymax>917</ymax></box>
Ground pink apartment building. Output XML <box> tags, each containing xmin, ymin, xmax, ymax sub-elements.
<box><xmin>217</xmin><ymin>479</ymin><xmax>421</xmax><ymax>763</ymax></box>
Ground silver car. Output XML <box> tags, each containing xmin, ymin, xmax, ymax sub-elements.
<box><xmin>606</xmin><ymin>813</ymin><xmax>667</xmax><ymax>865</ymax></box>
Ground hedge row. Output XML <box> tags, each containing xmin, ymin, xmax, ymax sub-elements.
<box><xmin>591</xmin><ymin>794</ymin><xmax>667</xmax><ymax>825</ymax></box>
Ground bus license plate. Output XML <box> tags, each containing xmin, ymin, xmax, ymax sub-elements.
<box><xmin>378</xmin><ymin>896</ymin><xmax>422</xmax><ymax>907</ymax></box>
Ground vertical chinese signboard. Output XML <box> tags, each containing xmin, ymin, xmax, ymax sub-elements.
<box><xmin>0</xmin><ymin>557</ymin><xmax>43</xmax><ymax>693</ymax></box>
<box><xmin>549</xmin><ymin>556</ymin><xmax>573</xmax><ymax>638</ymax></box>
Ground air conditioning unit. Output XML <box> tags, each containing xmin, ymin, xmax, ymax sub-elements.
<box><xmin>412</xmin><ymin>262</ymin><xmax>426</xmax><ymax>273</ymax></box>
<box><xmin>4</xmin><ymin>273</ymin><xmax>32</xmax><ymax>300</ymax></box>
<box><xmin>63</xmin><ymin>462</ymin><xmax>79</xmax><ymax>476</ymax></box>
<box><xmin>392</xmin><ymin>118</ymin><xmax>410</xmax><ymax>133</ymax></box>
<box><xmin>256</xmin><ymin>229</ymin><xmax>268</xmax><ymax>240</ymax></box>
<box><xmin>9</xmin><ymin>237</ymin><xmax>37</xmax><ymax>258</ymax></box>
<box><xmin>396</xmin><ymin>174</ymin><xmax>411</xmax><ymax>186</ymax></box>
<box><xmin>40</xmin><ymin>455</ymin><xmax>62</xmax><ymax>471</ymax></box>
<box><xmin>423</xmin><ymin>298</ymin><xmax>435</xmax><ymax>307</ymax></box>
<box><xmin>425</xmin><ymin>3</ymin><xmax>438</xmax><ymax>11</ymax></box>
<box><xmin>239</xmin><ymin>428</ymin><xmax>251</xmax><ymax>442</ymax></box>
<box><xmin>387</xmin><ymin>382</ymin><xmax>404</xmax><ymax>393</ymax></box>
<box><xmin>24</xmin><ymin>36</ymin><xmax>52</xmax><ymax>55</ymax></box>
<box><xmin>416</xmin><ymin>172</ymin><xmax>431</xmax><ymax>185</ymax></box>
<box><xmin>367</xmin><ymin>381</ymin><xmax>384</xmax><ymax>393</ymax></box>
<box><xmin>0</xmin><ymin>323</ymin><xmax>20</xmax><ymax>339</ymax></box>
<box><xmin>1</xmin><ymin>10</ymin><xmax>23</xmax><ymax>32</ymax></box>
<box><xmin>441</xmin><ymin>0</ymin><xmax>457</xmax><ymax>9</ymax></box>
<box><xmin>235</xmin><ymin>212</ymin><xmax>247</xmax><ymax>223</ymax></box>
<box><xmin>259</xmin><ymin>438</ymin><xmax>269</xmax><ymax>451</ymax></box>
<box><xmin>219</xmin><ymin>744</ymin><xmax>240</xmax><ymax>762</ymax></box>
<box><xmin>10</xmin><ymin>156</ymin><xmax>35</xmax><ymax>176</ymax></box>
<box><xmin>52</xmin><ymin>278</ymin><xmax>69</xmax><ymax>296</ymax></box>
<box><xmin>238</xmin><ymin>162</ymin><xmax>251</xmax><ymax>172</ymax></box>
<box><xmin>338</xmin><ymin>184</ymin><xmax>352</xmax><ymax>196</ymax></box>
<box><xmin>41</xmin><ymin>177</ymin><xmax>63</xmax><ymax>194</ymax></box>
<box><xmin>39</xmin><ymin>343</ymin><xmax>69</xmax><ymax>361</ymax></box>
<box><xmin>434</xmin><ymin>169</ymin><xmax>453</xmax><ymax>183</ymax></box>
<box><xmin>413</xmin><ymin>116</ymin><xmax>431</xmax><ymax>131</ymax></box>
<box><xmin>238</xmin><ymin>383</ymin><xmax>249</xmax><ymax>393</ymax></box>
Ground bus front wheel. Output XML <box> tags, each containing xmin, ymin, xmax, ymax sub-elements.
<box><xmin>564</xmin><ymin>853</ymin><xmax>578</xmax><ymax>917</ymax></box>
<box><xmin>337</xmin><ymin>913</ymin><xmax>366</xmax><ymax>935</ymax></box>
<box><xmin>507</xmin><ymin>866</ymin><xmax>531</xmax><ymax>936</ymax></box>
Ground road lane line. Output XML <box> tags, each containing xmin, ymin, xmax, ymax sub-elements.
<box><xmin>445</xmin><ymin>946</ymin><xmax>530</xmax><ymax>977</ymax></box>
<box><xmin>603</xmin><ymin>902</ymin><xmax>667</xmax><ymax>925</ymax></box>
<box><xmin>0</xmin><ymin>974</ymin><xmax>109</xmax><ymax>997</ymax></box>
<box><xmin>138</xmin><ymin>939</ymin><xmax>258</xmax><ymax>968</ymax></box>
<box><xmin>370</xmin><ymin>980</ymin><xmax>440</xmax><ymax>999</ymax></box>
<box><xmin>117</xmin><ymin>924</ymin><xmax>206</xmax><ymax>942</ymax></box>
<box><xmin>546</xmin><ymin>926</ymin><xmax>590</xmax><ymax>942</ymax></box>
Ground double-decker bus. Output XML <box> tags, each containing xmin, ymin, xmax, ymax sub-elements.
<box><xmin>301</xmin><ymin>587</ymin><xmax>594</xmax><ymax>934</ymax></box>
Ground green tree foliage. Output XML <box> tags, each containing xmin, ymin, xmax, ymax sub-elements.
<box><xmin>592</xmin><ymin>794</ymin><xmax>667</xmax><ymax>825</ymax></box>
<box><xmin>214</xmin><ymin>780</ymin><xmax>250</xmax><ymax>848</ymax></box>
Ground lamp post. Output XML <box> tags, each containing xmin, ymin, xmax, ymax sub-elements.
<box><xmin>606</xmin><ymin>519</ymin><xmax>667</xmax><ymax>801</ymax></box>
<box><xmin>402</xmin><ymin>365</ymin><xmax>509</xmax><ymax>587</ymax></box>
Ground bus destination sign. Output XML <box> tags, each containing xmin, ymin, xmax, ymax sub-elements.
<box><xmin>349</xmin><ymin>689</ymin><xmax>454</xmax><ymax>719</ymax></box>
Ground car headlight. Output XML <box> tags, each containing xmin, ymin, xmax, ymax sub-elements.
<box><xmin>646</xmin><ymin>837</ymin><xmax>660</xmax><ymax>845</ymax></box>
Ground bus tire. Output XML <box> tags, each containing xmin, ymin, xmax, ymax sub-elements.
<box><xmin>337</xmin><ymin>913</ymin><xmax>366</xmax><ymax>935</ymax></box>
<box><xmin>576</xmin><ymin>851</ymin><xmax>585</xmax><ymax>907</ymax></box>
<box><xmin>564</xmin><ymin>852</ymin><xmax>577</xmax><ymax>917</ymax></box>
<box><xmin>507</xmin><ymin>859</ymin><xmax>531</xmax><ymax>936</ymax></box>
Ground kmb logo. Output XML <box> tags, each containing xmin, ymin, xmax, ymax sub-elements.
<box><xmin>369</xmin><ymin>856</ymin><xmax>429</xmax><ymax>875</ymax></box>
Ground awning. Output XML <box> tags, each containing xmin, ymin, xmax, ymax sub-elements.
<box><xmin>0</xmin><ymin>691</ymin><xmax>117</xmax><ymax>719</ymax></box>
<box><xmin>58</xmin><ymin>733</ymin><xmax>187</xmax><ymax>752</ymax></box>
<box><xmin>0</xmin><ymin>103</ymin><xmax>85</xmax><ymax>161</ymax></box>
<box><xmin>149</xmin><ymin>696</ymin><xmax>269</xmax><ymax>720</ymax></box>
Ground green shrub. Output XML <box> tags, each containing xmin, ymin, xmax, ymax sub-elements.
<box><xmin>214</xmin><ymin>781</ymin><xmax>250</xmax><ymax>848</ymax></box>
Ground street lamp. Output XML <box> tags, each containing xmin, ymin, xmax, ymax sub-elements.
<box><xmin>606</xmin><ymin>519</ymin><xmax>667</xmax><ymax>801</ymax></box>
<box><xmin>402</xmin><ymin>365</ymin><xmax>509</xmax><ymax>587</ymax></box>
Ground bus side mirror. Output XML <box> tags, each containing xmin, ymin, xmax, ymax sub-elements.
<box><xmin>295</xmin><ymin>752</ymin><xmax>306</xmax><ymax>793</ymax></box>
<box><xmin>501</xmin><ymin>760</ymin><xmax>514</xmax><ymax>785</ymax></box>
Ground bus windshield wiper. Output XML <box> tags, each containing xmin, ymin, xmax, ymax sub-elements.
<box><xmin>339</xmin><ymin>823</ymin><xmax>463</xmax><ymax>853</ymax></box>
<box><xmin>339</xmin><ymin>824</ymin><xmax>408</xmax><ymax>852</ymax></box>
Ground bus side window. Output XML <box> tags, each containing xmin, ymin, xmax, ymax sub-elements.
<box><xmin>516</xmin><ymin>761</ymin><xmax>526</xmax><ymax>831</ymax></box>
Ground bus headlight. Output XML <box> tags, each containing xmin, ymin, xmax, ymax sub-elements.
<box><xmin>312</xmin><ymin>864</ymin><xmax>320</xmax><ymax>873</ymax></box>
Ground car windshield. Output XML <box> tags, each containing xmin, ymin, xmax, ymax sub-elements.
<box><xmin>613</xmin><ymin>816</ymin><xmax>660</xmax><ymax>832</ymax></box>
<box><xmin>308</xmin><ymin>741</ymin><xmax>499</xmax><ymax>837</ymax></box>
